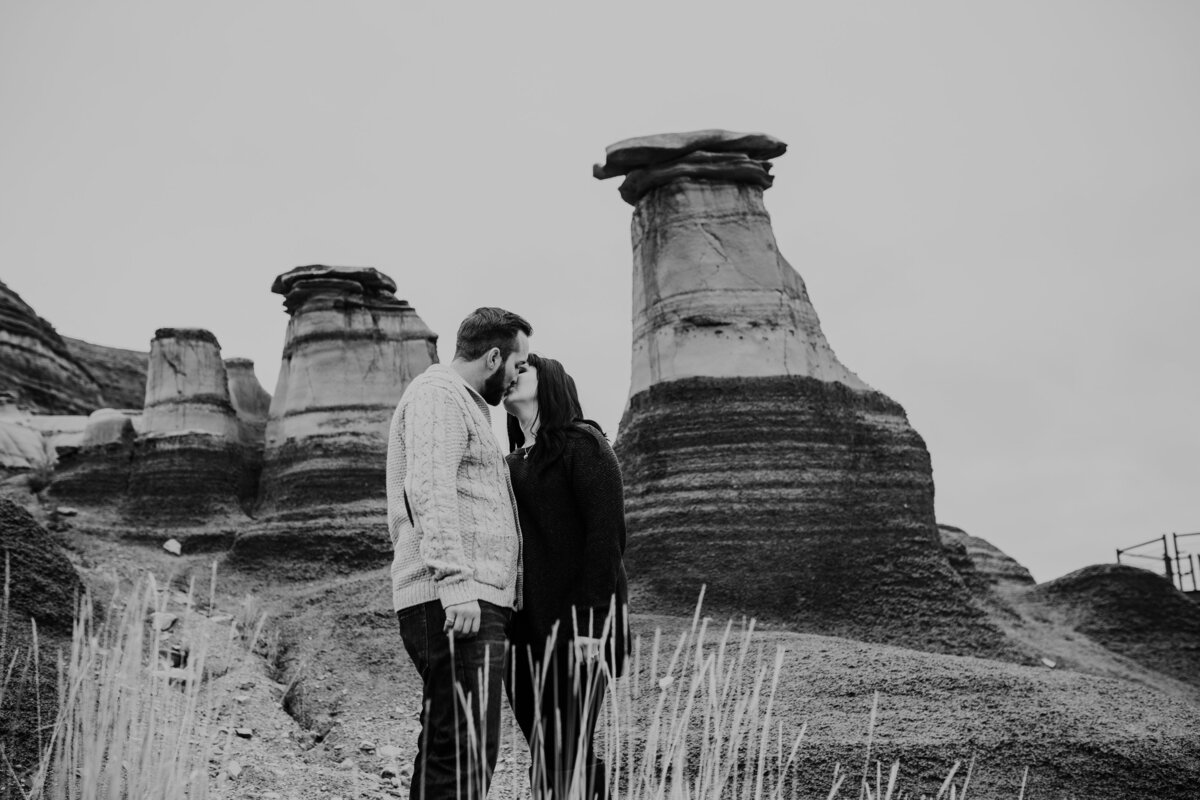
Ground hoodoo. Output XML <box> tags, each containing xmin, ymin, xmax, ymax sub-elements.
<box><xmin>126</xmin><ymin>328</ymin><xmax>243</xmax><ymax>519</ymax></box>
<box><xmin>238</xmin><ymin>265</ymin><xmax>438</xmax><ymax>563</ymax></box>
<box><xmin>225</xmin><ymin>357</ymin><xmax>272</xmax><ymax>502</ymax></box>
<box><xmin>596</xmin><ymin>130</ymin><xmax>1011</xmax><ymax>656</ymax></box>
<box><xmin>225</xmin><ymin>357</ymin><xmax>271</xmax><ymax>447</ymax></box>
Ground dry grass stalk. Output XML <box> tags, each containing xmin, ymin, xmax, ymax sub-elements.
<box><xmin>14</xmin><ymin>576</ymin><xmax>220</xmax><ymax>800</ymax></box>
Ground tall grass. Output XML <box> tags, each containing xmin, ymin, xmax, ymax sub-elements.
<box><xmin>492</xmin><ymin>592</ymin><xmax>989</xmax><ymax>800</ymax></box>
<box><xmin>0</xmin><ymin>566</ymin><xmax>1007</xmax><ymax>800</ymax></box>
<box><xmin>5</xmin><ymin>574</ymin><xmax>221</xmax><ymax>800</ymax></box>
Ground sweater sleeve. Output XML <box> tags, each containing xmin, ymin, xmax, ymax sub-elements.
<box><xmin>403</xmin><ymin>383</ymin><xmax>475</xmax><ymax>604</ymax></box>
<box><xmin>567</xmin><ymin>430</ymin><xmax>627</xmax><ymax>638</ymax></box>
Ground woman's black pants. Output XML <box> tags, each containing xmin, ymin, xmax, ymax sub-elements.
<box><xmin>506</xmin><ymin>641</ymin><xmax>609</xmax><ymax>800</ymax></box>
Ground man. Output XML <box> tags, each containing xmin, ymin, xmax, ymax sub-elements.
<box><xmin>386</xmin><ymin>306</ymin><xmax>532</xmax><ymax>800</ymax></box>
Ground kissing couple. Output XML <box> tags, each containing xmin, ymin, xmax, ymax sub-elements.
<box><xmin>386</xmin><ymin>306</ymin><xmax>630</xmax><ymax>800</ymax></box>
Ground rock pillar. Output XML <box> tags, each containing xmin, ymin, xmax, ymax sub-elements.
<box><xmin>225</xmin><ymin>358</ymin><xmax>272</xmax><ymax>447</ymax></box>
<box><xmin>126</xmin><ymin>329</ymin><xmax>242</xmax><ymax>520</ymax></box>
<box><xmin>225</xmin><ymin>357</ymin><xmax>271</xmax><ymax>503</ymax></box>
<box><xmin>596</xmin><ymin>130</ymin><xmax>1010</xmax><ymax>657</ymax></box>
<box><xmin>237</xmin><ymin>265</ymin><xmax>438</xmax><ymax>563</ymax></box>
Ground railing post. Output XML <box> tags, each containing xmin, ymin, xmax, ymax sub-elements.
<box><xmin>1162</xmin><ymin>534</ymin><xmax>1175</xmax><ymax>586</ymax></box>
<box><xmin>1192</xmin><ymin>554</ymin><xmax>1198</xmax><ymax>592</ymax></box>
<box><xmin>1116</xmin><ymin>548</ymin><xmax>1123</xmax><ymax>565</ymax></box>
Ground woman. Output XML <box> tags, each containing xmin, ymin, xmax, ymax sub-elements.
<box><xmin>502</xmin><ymin>353</ymin><xmax>630</xmax><ymax>800</ymax></box>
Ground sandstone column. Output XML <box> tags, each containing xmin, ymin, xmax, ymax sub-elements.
<box><xmin>238</xmin><ymin>265</ymin><xmax>438</xmax><ymax>563</ymax></box>
<box><xmin>596</xmin><ymin>130</ymin><xmax>1011</xmax><ymax>657</ymax></box>
<box><xmin>225</xmin><ymin>358</ymin><xmax>271</xmax><ymax>444</ymax></box>
<box><xmin>225</xmin><ymin>357</ymin><xmax>271</xmax><ymax>503</ymax></box>
<box><xmin>126</xmin><ymin>328</ymin><xmax>243</xmax><ymax>520</ymax></box>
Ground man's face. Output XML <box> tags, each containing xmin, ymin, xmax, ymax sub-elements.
<box><xmin>481</xmin><ymin>331</ymin><xmax>529</xmax><ymax>406</ymax></box>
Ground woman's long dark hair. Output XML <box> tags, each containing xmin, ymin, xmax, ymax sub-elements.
<box><xmin>506</xmin><ymin>353</ymin><xmax>604</xmax><ymax>465</ymax></box>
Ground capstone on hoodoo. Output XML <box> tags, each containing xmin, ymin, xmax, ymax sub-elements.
<box><xmin>596</xmin><ymin>129</ymin><xmax>1013</xmax><ymax>657</ymax></box>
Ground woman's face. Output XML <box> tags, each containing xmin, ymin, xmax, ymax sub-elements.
<box><xmin>502</xmin><ymin>362</ymin><xmax>538</xmax><ymax>412</ymax></box>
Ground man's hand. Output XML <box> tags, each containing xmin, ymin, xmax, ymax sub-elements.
<box><xmin>573</xmin><ymin>635</ymin><xmax>604</xmax><ymax>662</ymax></box>
<box><xmin>443</xmin><ymin>600</ymin><xmax>481</xmax><ymax>638</ymax></box>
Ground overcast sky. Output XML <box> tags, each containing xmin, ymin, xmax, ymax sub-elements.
<box><xmin>3</xmin><ymin>1</ymin><xmax>1197</xmax><ymax>584</ymax></box>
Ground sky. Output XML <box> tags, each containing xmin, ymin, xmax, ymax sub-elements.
<box><xmin>2</xmin><ymin>1</ymin><xmax>1197</xmax><ymax>584</ymax></box>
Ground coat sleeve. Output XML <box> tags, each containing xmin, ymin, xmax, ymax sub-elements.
<box><xmin>403</xmin><ymin>384</ymin><xmax>475</xmax><ymax>606</ymax></box>
<box><xmin>566</xmin><ymin>431</ymin><xmax>627</xmax><ymax>638</ymax></box>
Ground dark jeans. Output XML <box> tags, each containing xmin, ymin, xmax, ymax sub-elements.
<box><xmin>397</xmin><ymin>600</ymin><xmax>511</xmax><ymax>800</ymax></box>
<box><xmin>506</xmin><ymin>641</ymin><xmax>610</xmax><ymax>800</ymax></box>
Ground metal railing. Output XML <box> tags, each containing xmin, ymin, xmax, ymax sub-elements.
<box><xmin>1116</xmin><ymin>532</ymin><xmax>1200</xmax><ymax>592</ymax></box>
<box><xmin>1171</xmin><ymin>532</ymin><xmax>1199</xmax><ymax>593</ymax></box>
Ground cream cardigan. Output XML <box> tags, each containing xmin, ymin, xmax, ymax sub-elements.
<box><xmin>386</xmin><ymin>364</ymin><xmax>522</xmax><ymax>612</ymax></box>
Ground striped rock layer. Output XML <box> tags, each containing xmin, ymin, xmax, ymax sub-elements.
<box><xmin>225</xmin><ymin>358</ymin><xmax>271</xmax><ymax>502</ymax></box>
<box><xmin>50</xmin><ymin>410</ymin><xmax>139</xmax><ymax>503</ymax></box>
<box><xmin>939</xmin><ymin>524</ymin><xmax>1035</xmax><ymax>591</ymax></box>
<box><xmin>126</xmin><ymin>329</ymin><xmax>244</xmax><ymax>520</ymax></box>
<box><xmin>239</xmin><ymin>266</ymin><xmax>438</xmax><ymax>564</ymax></box>
<box><xmin>0</xmin><ymin>280</ymin><xmax>103</xmax><ymax>414</ymax></box>
<box><xmin>60</xmin><ymin>336</ymin><xmax>147</xmax><ymax>410</ymax></box>
<box><xmin>600</xmin><ymin>131</ymin><xmax>1013</xmax><ymax>657</ymax></box>
<box><xmin>0</xmin><ymin>281</ymin><xmax>147</xmax><ymax>415</ymax></box>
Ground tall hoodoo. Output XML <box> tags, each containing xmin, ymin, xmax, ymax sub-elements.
<box><xmin>239</xmin><ymin>265</ymin><xmax>438</xmax><ymax>563</ymax></box>
<box><xmin>596</xmin><ymin>130</ymin><xmax>1010</xmax><ymax>656</ymax></box>
<box><xmin>126</xmin><ymin>328</ymin><xmax>242</xmax><ymax>519</ymax></box>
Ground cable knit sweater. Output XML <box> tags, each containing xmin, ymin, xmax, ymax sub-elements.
<box><xmin>386</xmin><ymin>364</ymin><xmax>522</xmax><ymax>612</ymax></box>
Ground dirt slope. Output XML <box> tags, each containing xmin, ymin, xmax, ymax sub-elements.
<box><xmin>7</xmin><ymin>510</ymin><xmax>1200</xmax><ymax>800</ymax></box>
<box><xmin>1023</xmin><ymin>564</ymin><xmax>1200</xmax><ymax>689</ymax></box>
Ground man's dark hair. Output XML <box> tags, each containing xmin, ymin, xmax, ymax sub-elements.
<box><xmin>453</xmin><ymin>307</ymin><xmax>533</xmax><ymax>362</ymax></box>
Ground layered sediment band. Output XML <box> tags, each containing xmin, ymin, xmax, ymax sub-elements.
<box><xmin>126</xmin><ymin>433</ymin><xmax>245</xmax><ymax>520</ymax></box>
<box><xmin>0</xmin><ymin>280</ymin><xmax>104</xmax><ymax>414</ymax></box>
<box><xmin>616</xmin><ymin>375</ymin><xmax>1013</xmax><ymax>657</ymax></box>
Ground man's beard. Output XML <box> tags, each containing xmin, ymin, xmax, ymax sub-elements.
<box><xmin>481</xmin><ymin>365</ymin><xmax>508</xmax><ymax>406</ymax></box>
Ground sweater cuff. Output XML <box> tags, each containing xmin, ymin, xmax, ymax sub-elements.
<box><xmin>438</xmin><ymin>580</ymin><xmax>478</xmax><ymax>609</ymax></box>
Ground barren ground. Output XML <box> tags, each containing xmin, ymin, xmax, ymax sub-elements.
<box><xmin>9</xmin><ymin>504</ymin><xmax>1200</xmax><ymax>800</ymax></box>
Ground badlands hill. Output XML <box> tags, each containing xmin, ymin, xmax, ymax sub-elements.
<box><xmin>0</xmin><ymin>279</ymin><xmax>146</xmax><ymax>414</ymax></box>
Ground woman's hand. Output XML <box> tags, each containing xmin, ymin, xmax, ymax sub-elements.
<box><xmin>573</xmin><ymin>635</ymin><xmax>604</xmax><ymax>661</ymax></box>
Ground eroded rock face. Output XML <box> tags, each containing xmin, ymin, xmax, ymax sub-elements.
<box><xmin>61</xmin><ymin>336</ymin><xmax>147</xmax><ymax>410</ymax></box>
<box><xmin>0</xmin><ymin>280</ymin><xmax>104</xmax><ymax>414</ymax></box>
<box><xmin>0</xmin><ymin>391</ymin><xmax>71</xmax><ymax>477</ymax></box>
<box><xmin>598</xmin><ymin>130</ymin><xmax>1012</xmax><ymax>657</ymax></box>
<box><xmin>50</xmin><ymin>409</ymin><xmax>139</xmax><ymax>503</ymax></box>
<box><xmin>141</xmin><ymin>329</ymin><xmax>240</xmax><ymax>438</ymax></box>
<box><xmin>0</xmin><ymin>499</ymin><xmax>82</xmax><ymax>789</ymax></box>
<box><xmin>0</xmin><ymin>498</ymin><xmax>84</xmax><ymax>632</ymax></box>
<box><xmin>127</xmin><ymin>329</ymin><xmax>242</xmax><ymax>519</ymax></box>
<box><xmin>239</xmin><ymin>266</ymin><xmax>437</xmax><ymax>563</ymax></box>
<box><xmin>224</xmin><ymin>358</ymin><xmax>271</xmax><ymax>446</ymax></box>
<box><xmin>225</xmin><ymin>358</ymin><xmax>271</xmax><ymax>503</ymax></box>
<box><xmin>596</xmin><ymin>132</ymin><xmax>867</xmax><ymax>397</ymax></box>
<box><xmin>0</xmin><ymin>420</ymin><xmax>50</xmax><ymax>473</ymax></box>
<box><xmin>939</xmin><ymin>524</ymin><xmax>1035</xmax><ymax>589</ymax></box>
